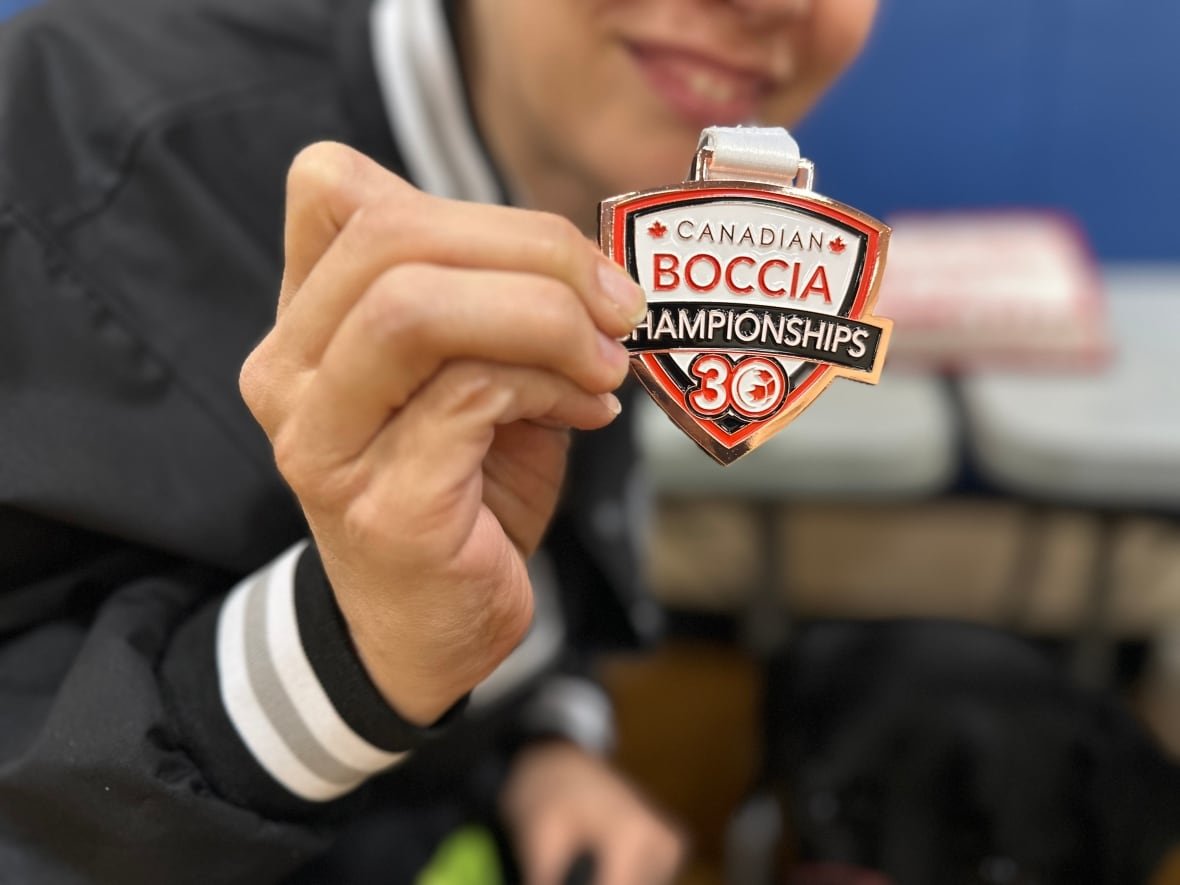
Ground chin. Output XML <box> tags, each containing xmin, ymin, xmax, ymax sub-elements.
<box><xmin>573</xmin><ymin>108</ymin><xmax>706</xmax><ymax>198</ymax></box>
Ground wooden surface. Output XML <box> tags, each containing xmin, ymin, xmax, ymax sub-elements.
<box><xmin>648</xmin><ymin>497</ymin><xmax>1180</xmax><ymax>638</ymax></box>
<box><xmin>601</xmin><ymin>642</ymin><xmax>761</xmax><ymax>884</ymax></box>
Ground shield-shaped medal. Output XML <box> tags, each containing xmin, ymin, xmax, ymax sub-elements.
<box><xmin>599</xmin><ymin>128</ymin><xmax>892</xmax><ymax>465</ymax></box>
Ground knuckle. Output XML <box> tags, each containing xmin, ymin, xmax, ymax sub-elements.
<box><xmin>529</xmin><ymin>280</ymin><xmax>590</xmax><ymax>352</ymax></box>
<box><xmin>270</xmin><ymin>424</ymin><xmax>310</xmax><ymax>490</ymax></box>
<box><xmin>523</xmin><ymin>282</ymin><xmax>614</xmax><ymax>383</ymax></box>
<box><xmin>363</xmin><ymin>264</ymin><xmax>437</xmax><ymax>346</ymax></box>
<box><xmin>532</xmin><ymin>212</ymin><xmax>588</xmax><ymax>274</ymax></box>
<box><xmin>529</xmin><ymin>277</ymin><xmax>580</xmax><ymax>329</ymax></box>
<box><xmin>238</xmin><ymin>350</ymin><xmax>263</xmax><ymax>414</ymax></box>
<box><xmin>485</xmin><ymin>580</ymin><xmax>534</xmax><ymax>656</ymax></box>
<box><xmin>350</xmin><ymin>193</ymin><xmax>417</xmax><ymax>246</ymax></box>
<box><xmin>340</xmin><ymin>493</ymin><xmax>387</xmax><ymax>553</ymax></box>
<box><xmin>435</xmin><ymin>362</ymin><xmax>504</xmax><ymax>416</ymax></box>
<box><xmin>272</xmin><ymin>421</ymin><xmax>357</xmax><ymax>511</ymax></box>
<box><xmin>238</xmin><ymin>339</ymin><xmax>276</xmax><ymax>426</ymax></box>
<box><xmin>286</xmin><ymin>141</ymin><xmax>356</xmax><ymax>198</ymax></box>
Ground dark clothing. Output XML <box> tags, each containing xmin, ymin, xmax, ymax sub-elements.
<box><xmin>0</xmin><ymin>0</ymin><xmax>650</xmax><ymax>880</ymax></box>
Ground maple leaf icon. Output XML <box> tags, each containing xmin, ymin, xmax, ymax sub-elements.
<box><xmin>647</xmin><ymin>220</ymin><xmax>668</xmax><ymax>239</ymax></box>
<box><xmin>749</xmin><ymin>370</ymin><xmax>777</xmax><ymax>403</ymax></box>
<box><xmin>750</xmin><ymin>382</ymin><xmax>773</xmax><ymax>402</ymax></box>
<box><xmin>828</xmin><ymin>236</ymin><xmax>846</xmax><ymax>254</ymax></box>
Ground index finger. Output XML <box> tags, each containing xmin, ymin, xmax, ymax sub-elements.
<box><xmin>275</xmin><ymin>144</ymin><xmax>647</xmax><ymax>366</ymax></box>
<box><xmin>278</xmin><ymin>141</ymin><xmax>408</xmax><ymax>314</ymax></box>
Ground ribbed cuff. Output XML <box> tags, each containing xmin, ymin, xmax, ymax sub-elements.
<box><xmin>162</xmin><ymin>541</ymin><xmax>465</xmax><ymax>817</ymax></box>
<box><xmin>292</xmin><ymin>542</ymin><xmax>468</xmax><ymax>750</ymax></box>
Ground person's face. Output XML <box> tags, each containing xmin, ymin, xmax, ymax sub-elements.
<box><xmin>462</xmin><ymin>0</ymin><xmax>877</xmax><ymax>204</ymax></box>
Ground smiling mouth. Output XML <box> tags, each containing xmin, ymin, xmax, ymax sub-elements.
<box><xmin>626</xmin><ymin>42</ymin><xmax>777</xmax><ymax>127</ymax></box>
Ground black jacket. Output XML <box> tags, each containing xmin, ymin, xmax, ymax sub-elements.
<box><xmin>0</xmin><ymin>0</ymin><xmax>654</xmax><ymax>880</ymax></box>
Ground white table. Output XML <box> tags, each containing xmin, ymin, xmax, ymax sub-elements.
<box><xmin>961</xmin><ymin>265</ymin><xmax>1180</xmax><ymax>684</ymax></box>
<box><xmin>638</xmin><ymin>369</ymin><xmax>958</xmax><ymax>500</ymax></box>
<box><xmin>962</xmin><ymin>265</ymin><xmax>1180</xmax><ymax>511</ymax></box>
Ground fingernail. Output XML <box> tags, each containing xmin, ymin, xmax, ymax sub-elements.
<box><xmin>598</xmin><ymin>330</ymin><xmax>630</xmax><ymax>368</ymax></box>
<box><xmin>599</xmin><ymin>392</ymin><xmax>623</xmax><ymax>416</ymax></box>
<box><xmin>597</xmin><ymin>258</ymin><xmax>647</xmax><ymax>325</ymax></box>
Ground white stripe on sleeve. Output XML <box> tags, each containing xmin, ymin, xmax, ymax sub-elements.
<box><xmin>215</xmin><ymin>542</ymin><xmax>406</xmax><ymax>802</ymax></box>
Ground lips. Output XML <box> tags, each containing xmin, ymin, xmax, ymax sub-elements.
<box><xmin>626</xmin><ymin>42</ymin><xmax>776</xmax><ymax>127</ymax></box>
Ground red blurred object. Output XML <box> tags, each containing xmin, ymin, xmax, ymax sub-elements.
<box><xmin>876</xmin><ymin>212</ymin><xmax>1110</xmax><ymax>370</ymax></box>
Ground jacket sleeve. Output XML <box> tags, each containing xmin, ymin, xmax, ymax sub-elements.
<box><xmin>0</xmin><ymin>527</ymin><xmax>467</xmax><ymax>884</ymax></box>
<box><xmin>0</xmin><ymin>203</ymin><xmax>461</xmax><ymax>884</ymax></box>
<box><xmin>0</xmin><ymin>530</ymin><xmax>468</xmax><ymax>885</ymax></box>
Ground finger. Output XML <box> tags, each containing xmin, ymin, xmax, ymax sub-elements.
<box><xmin>278</xmin><ymin>182</ymin><xmax>646</xmax><ymax>365</ymax></box>
<box><xmin>481</xmin><ymin>421</ymin><xmax>574</xmax><ymax>558</ymax></box>
<box><xmin>650</xmin><ymin>829</ymin><xmax>687</xmax><ymax>884</ymax></box>
<box><xmin>279</xmin><ymin>141</ymin><xmax>406</xmax><ymax>313</ymax></box>
<box><xmin>517</xmin><ymin>815</ymin><xmax>586</xmax><ymax>885</ymax></box>
<box><xmin>290</xmin><ymin>265</ymin><xmax>630</xmax><ymax>465</ymax></box>
<box><xmin>599</xmin><ymin>835</ymin><xmax>642</xmax><ymax>885</ymax></box>
<box><xmin>365</xmin><ymin>359</ymin><xmax>621</xmax><ymax>480</ymax></box>
<box><xmin>312</xmin><ymin>362</ymin><xmax>619</xmax><ymax>558</ymax></box>
<box><xmin>600</xmin><ymin>827</ymin><xmax>684</xmax><ymax>885</ymax></box>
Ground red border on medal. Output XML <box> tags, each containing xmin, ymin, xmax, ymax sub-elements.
<box><xmin>600</xmin><ymin>180</ymin><xmax>892</xmax><ymax>464</ymax></box>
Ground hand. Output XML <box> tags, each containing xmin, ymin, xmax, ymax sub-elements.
<box><xmin>239</xmin><ymin>143</ymin><xmax>645</xmax><ymax>725</ymax></box>
<box><xmin>501</xmin><ymin>741</ymin><xmax>686</xmax><ymax>885</ymax></box>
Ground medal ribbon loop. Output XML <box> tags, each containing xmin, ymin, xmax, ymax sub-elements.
<box><xmin>693</xmin><ymin>126</ymin><xmax>815</xmax><ymax>190</ymax></box>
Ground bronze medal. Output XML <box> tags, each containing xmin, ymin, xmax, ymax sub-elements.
<box><xmin>600</xmin><ymin>127</ymin><xmax>893</xmax><ymax>464</ymax></box>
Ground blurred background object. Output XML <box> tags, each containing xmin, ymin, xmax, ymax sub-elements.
<box><xmin>769</xmin><ymin>621</ymin><xmax>1180</xmax><ymax>885</ymax></box>
<box><xmin>794</xmin><ymin>0</ymin><xmax>1180</xmax><ymax>262</ymax></box>
<box><xmin>609</xmin><ymin>1</ymin><xmax>1180</xmax><ymax>882</ymax></box>
<box><xmin>876</xmin><ymin>213</ymin><xmax>1109</xmax><ymax>369</ymax></box>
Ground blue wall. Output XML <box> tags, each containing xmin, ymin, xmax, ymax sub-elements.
<box><xmin>796</xmin><ymin>0</ymin><xmax>1180</xmax><ymax>260</ymax></box>
<box><xmin>0</xmin><ymin>0</ymin><xmax>37</xmax><ymax>20</ymax></box>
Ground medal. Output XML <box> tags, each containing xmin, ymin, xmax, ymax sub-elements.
<box><xmin>599</xmin><ymin>127</ymin><xmax>892</xmax><ymax>465</ymax></box>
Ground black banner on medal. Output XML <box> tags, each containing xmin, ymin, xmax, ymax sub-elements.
<box><xmin>623</xmin><ymin>301</ymin><xmax>883</xmax><ymax>374</ymax></box>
